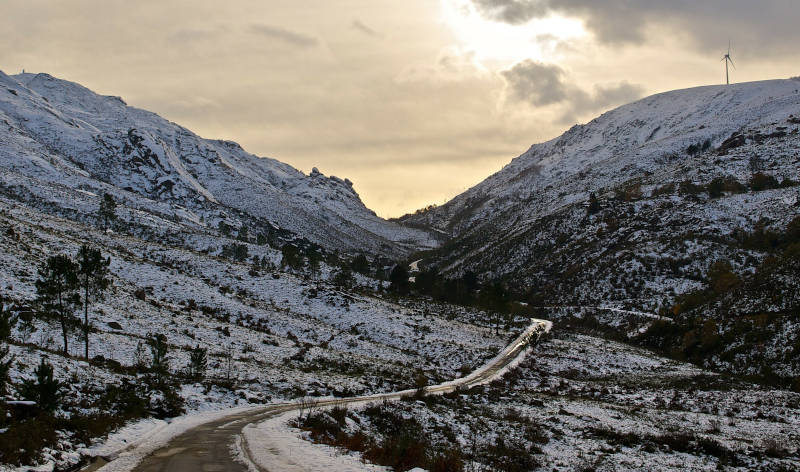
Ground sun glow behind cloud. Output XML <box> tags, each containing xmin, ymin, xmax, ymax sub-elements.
<box><xmin>440</xmin><ymin>0</ymin><xmax>586</xmax><ymax>67</ymax></box>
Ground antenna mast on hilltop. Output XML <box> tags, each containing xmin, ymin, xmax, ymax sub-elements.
<box><xmin>722</xmin><ymin>40</ymin><xmax>735</xmax><ymax>85</ymax></box>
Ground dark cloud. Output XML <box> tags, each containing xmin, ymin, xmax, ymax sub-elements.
<box><xmin>471</xmin><ymin>0</ymin><xmax>800</xmax><ymax>57</ymax></box>
<box><xmin>501</xmin><ymin>60</ymin><xmax>568</xmax><ymax>106</ymax></box>
<box><xmin>351</xmin><ymin>20</ymin><xmax>382</xmax><ymax>38</ymax></box>
<box><xmin>250</xmin><ymin>24</ymin><xmax>319</xmax><ymax>48</ymax></box>
<box><xmin>472</xmin><ymin>0</ymin><xmax>547</xmax><ymax>25</ymax></box>
<box><xmin>501</xmin><ymin>60</ymin><xmax>645</xmax><ymax>122</ymax></box>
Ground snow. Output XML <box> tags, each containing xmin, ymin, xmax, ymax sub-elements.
<box><xmin>0</xmin><ymin>69</ymin><xmax>437</xmax><ymax>257</ymax></box>
<box><xmin>308</xmin><ymin>332</ymin><xmax>800</xmax><ymax>471</ymax></box>
<box><xmin>230</xmin><ymin>319</ymin><xmax>551</xmax><ymax>472</ymax></box>
<box><xmin>1</xmin><ymin>70</ymin><xmax>799</xmax><ymax>471</ymax></box>
<box><xmin>161</xmin><ymin>141</ymin><xmax>218</xmax><ymax>203</ymax></box>
<box><xmin>402</xmin><ymin>77</ymin><xmax>800</xmax><ymax>312</ymax></box>
<box><xmin>81</xmin><ymin>319</ymin><xmax>547</xmax><ymax>471</ymax></box>
<box><xmin>239</xmin><ymin>410</ymin><xmax>388</xmax><ymax>472</ymax></box>
<box><xmin>0</xmin><ymin>188</ymin><xmax>511</xmax><ymax>471</ymax></box>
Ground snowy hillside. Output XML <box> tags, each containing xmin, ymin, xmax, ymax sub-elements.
<box><xmin>399</xmin><ymin>78</ymin><xmax>800</xmax><ymax>387</ymax></box>
<box><xmin>404</xmin><ymin>79</ymin><xmax>800</xmax><ymax>236</ymax></box>
<box><xmin>0</xmin><ymin>71</ymin><xmax>438</xmax><ymax>256</ymax></box>
<box><xmin>404</xmin><ymin>79</ymin><xmax>800</xmax><ymax>295</ymax></box>
<box><xmin>1</xmin><ymin>72</ymin><xmax>798</xmax><ymax>471</ymax></box>
<box><xmin>0</xmin><ymin>188</ymin><xmax>507</xmax><ymax>470</ymax></box>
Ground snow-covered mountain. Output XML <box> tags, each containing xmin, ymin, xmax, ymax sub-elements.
<box><xmin>398</xmin><ymin>78</ymin><xmax>800</xmax><ymax>385</ymax></box>
<box><xmin>1</xmin><ymin>71</ymin><xmax>799</xmax><ymax>472</ymax></box>
<box><xmin>406</xmin><ymin>79</ymin><xmax>800</xmax><ymax>235</ymax></box>
<box><xmin>403</xmin><ymin>78</ymin><xmax>800</xmax><ymax>306</ymax></box>
<box><xmin>0</xmin><ymin>70</ymin><xmax>438</xmax><ymax>256</ymax></box>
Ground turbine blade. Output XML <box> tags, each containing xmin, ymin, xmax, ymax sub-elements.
<box><xmin>729</xmin><ymin>57</ymin><xmax>736</xmax><ymax>69</ymax></box>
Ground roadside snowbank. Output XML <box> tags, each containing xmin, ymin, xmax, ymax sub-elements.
<box><xmin>238</xmin><ymin>410</ymin><xmax>387</xmax><ymax>472</ymax></box>
<box><xmin>94</xmin><ymin>406</ymin><xmax>262</xmax><ymax>472</ymax></box>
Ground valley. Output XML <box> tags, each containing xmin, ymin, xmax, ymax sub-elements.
<box><xmin>0</xmin><ymin>71</ymin><xmax>798</xmax><ymax>471</ymax></box>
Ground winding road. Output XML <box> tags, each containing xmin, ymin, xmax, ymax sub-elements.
<box><xmin>90</xmin><ymin>319</ymin><xmax>552</xmax><ymax>472</ymax></box>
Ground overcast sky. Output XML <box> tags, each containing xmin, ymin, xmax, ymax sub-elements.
<box><xmin>2</xmin><ymin>0</ymin><xmax>799</xmax><ymax>216</ymax></box>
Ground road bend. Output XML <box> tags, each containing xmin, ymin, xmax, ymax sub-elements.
<box><xmin>91</xmin><ymin>319</ymin><xmax>552</xmax><ymax>472</ymax></box>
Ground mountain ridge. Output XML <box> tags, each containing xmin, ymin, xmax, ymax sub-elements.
<box><xmin>402</xmin><ymin>77</ymin><xmax>800</xmax><ymax>236</ymax></box>
<box><xmin>401</xmin><ymin>77</ymin><xmax>800</xmax><ymax>311</ymax></box>
<box><xmin>0</xmin><ymin>70</ymin><xmax>439</xmax><ymax>256</ymax></box>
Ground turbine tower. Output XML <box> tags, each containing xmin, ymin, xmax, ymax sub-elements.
<box><xmin>722</xmin><ymin>41</ymin><xmax>735</xmax><ymax>85</ymax></box>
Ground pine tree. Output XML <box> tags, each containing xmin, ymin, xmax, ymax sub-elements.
<box><xmin>20</xmin><ymin>357</ymin><xmax>63</xmax><ymax>413</ymax></box>
<box><xmin>218</xmin><ymin>221</ymin><xmax>231</xmax><ymax>236</ymax></box>
<box><xmin>332</xmin><ymin>266</ymin><xmax>354</xmax><ymax>288</ymax></box>
<box><xmin>350</xmin><ymin>254</ymin><xmax>370</xmax><ymax>275</ymax></box>
<box><xmin>187</xmin><ymin>345</ymin><xmax>207</xmax><ymax>381</ymax></box>
<box><xmin>76</xmin><ymin>245</ymin><xmax>111</xmax><ymax>360</ymax></box>
<box><xmin>281</xmin><ymin>244</ymin><xmax>303</xmax><ymax>271</ymax></box>
<box><xmin>98</xmin><ymin>193</ymin><xmax>117</xmax><ymax>230</ymax></box>
<box><xmin>36</xmin><ymin>255</ymin><xmax>80</xmax><ymax>355</ymax></box>
<box><xmin>587</xmin><ymin>192</ymin><xmax>601</xmax><ymax>215</ymax></box>
<box><xmin>389</xmin><ymin>264</ymin><xmax>411</xmax><ymax>294</ymax></box>
<box><xmin>307</xmin><ymin>249</ymin><xmax>322</xmax><ymax>277</ymax></box>
<box><xmin>222</xmin><ymin>344</ymin><xmax>235</xmax><ymax>385</ymax></box>
<box><xmin>480</xmin><ymin>282</ymin><xmax>508</xmax><ymax>334</ymax></box>
<box><xmin>237</xmin><ymin>225</ymin><xmax>249</xmax><ymax>242</ymax></box>
<box><xmin>147</xmin><ymin>333</ymin><xmax>170</xmax><ymax>383</ymax></box>
<box><xmin>0</xmin><ymin>296</ymin><xmax>17</xmax><ymax>397</ymax></box>
<box><xmin>222</xmin><ymin>243</ymin><xmax>248</xmax><ymax>262</ymax></box>
<box><xmin>707</xmin><ymin>178</ymin><xmax>725</xmax><ymax>199</ymax></box>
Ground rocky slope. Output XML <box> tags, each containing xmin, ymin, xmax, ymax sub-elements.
<box><xmin>0</xmin><ymin>70</ymin><xmax>437</xmax><ymax>257</ymax></box>
<box><xmin>403</xmin><ymin>78</ymin><xmax>800</xmax><ymax>307</ymax></box>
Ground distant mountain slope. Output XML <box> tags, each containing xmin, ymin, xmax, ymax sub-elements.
<box><xmin>0</xmin><ymin>70</ymin><xmax>437</xmax><ymax>256</ymax></box>
<box><xmin>403</xmin><ymin>78</ymin><xmax>800</xmax><ymax>309</ymax></box>
<box><xmin>405</xmin><ymin>79</ymin><xmax>800</xmax><ymax>234</ymax></box>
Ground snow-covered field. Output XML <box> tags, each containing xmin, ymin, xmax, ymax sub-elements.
<box><xmin>0</xmin><ymin>194</ymin><xmax>509</xmax><ymax>471</ymax></box>
<box><xmin>285</xmin><ymin>332</ymin><xmax>798</xmax><ymax>471</ymax></box>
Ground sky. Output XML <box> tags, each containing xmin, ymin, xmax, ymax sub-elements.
<box><xmin>2</xmin><ymin>0</ymin><xmax>799</xmax><ymax>217</ymax></box>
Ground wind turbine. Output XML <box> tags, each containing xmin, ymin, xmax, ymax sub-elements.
<box><xmin>722</xmin><ymin>41</ymin><xmax>735</xmax><ymax>85</ymax></box>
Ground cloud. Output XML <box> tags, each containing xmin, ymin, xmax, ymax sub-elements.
<box><xmin>396</xmin><ymin>47</ymin><xmax>487</xmax><ymax>83</ymax></box>
<box><xmin>351</xmin><ymin>19</ymin><xmax>382</xmax><ymax>38</ymax></box>
<box><xmin>472</xmin><ymin>0</ymin><xmax>547</xmax><ymax>25</ymax></box>
<box><xmin>470</xmin><ymin>0</ymin><xmax>800</xmax><ymax>57</ymax></box>
<box><xmin>500</xmin><ymin>59</ymin><xmax>571</xmax><ymax>106</ymax></box>
<box><xmin>250</xmin><ymin>24</ymin><xmax>319</xmax><ymax>48</ymax></box>
<box><xmin>500</xmin><ymin>60</ymin><xmax>645</xmax><ymax>123</ymax></box>
<box><xmin>501</xmin><ymin>60</ymin><xmax>568</xmax><ymax>106</ymax></box>
<box><xmin>548</xmin><ymin>0</ymin><xmax>653</xmax><ymax>45</ymax></box>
